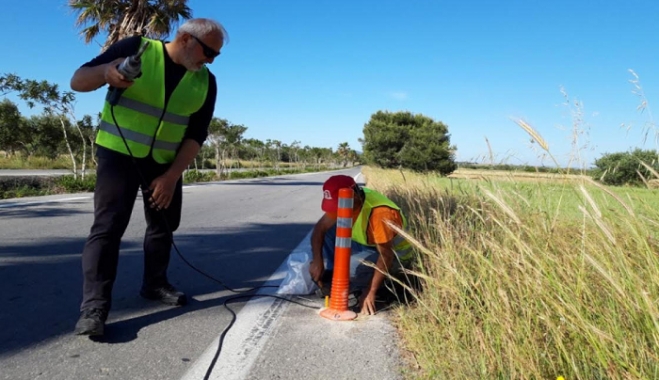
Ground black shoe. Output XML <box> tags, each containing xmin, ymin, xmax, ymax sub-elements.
<box><xmin>140</xmin><ymin>284</ymin><xmax>187</xmax><ymax>306</ymax></box>
<box><xmin>74</xmin><ymin>308</ymin><xmax>108</xmax><ymax>336</ymax></box>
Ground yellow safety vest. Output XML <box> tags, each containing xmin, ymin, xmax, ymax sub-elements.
<box><xmin>352</xmin><ymin>188</ymin><xmax>414</xmax><ymax>262</ymax></box>
<box><xmin>96</xmin><ymin>37</ymin><xmax>209</xmax><ymax>164</ymax></box>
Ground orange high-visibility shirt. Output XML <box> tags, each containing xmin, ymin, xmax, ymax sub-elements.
<box><xmin>328</xmin><ymin>206</ymin><xmax>403</xmax><ymax>246</ymax></box>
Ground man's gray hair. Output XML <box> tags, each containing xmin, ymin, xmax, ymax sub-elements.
<box><xmin>177</xmin><ymin>18</ymin><xmax>229</xmax><ymax>44</ymax></box>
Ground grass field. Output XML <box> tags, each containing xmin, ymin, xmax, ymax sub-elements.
<box><xmin>362</xmin><ymin>166</ymin><xmax>659</xmax><ymax>380</ymax></box>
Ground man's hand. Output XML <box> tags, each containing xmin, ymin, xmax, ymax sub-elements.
<box><xmin>104</xmin><ymin>58</ymin><xmax>134</xmax><ymax>88</ymax></box>
<box><xmin>148</xmin><ymin>173</ymin><xmax>178</xmax><ymax>210</ymax></box>
<box><xmin>358</xmin><ymin>291</ymin><xmax>377</xmax><ymax>315</ymax></box>
<box><xmin>309</xmin><ymin>259</ymin><xmax>325</xmax><ymax>283</ymax></box>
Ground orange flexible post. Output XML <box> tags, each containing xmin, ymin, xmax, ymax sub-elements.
<box><xmin>320</xmin><ymin>187</ymin><xmax>358</xmax><ymax>321</ymax></box>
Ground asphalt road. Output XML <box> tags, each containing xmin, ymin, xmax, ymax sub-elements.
<box><xmin>0</xmin><ymin>168</ymin><xmax>248</xmax><ymax>177</ymax></box>
<box><xmin>0</xmin><ymin>169</ymin><xmax>80</xmax><ymax>176</ymax></box>
<box><xmin>0</xmin><ymin>169</ymin><xmax>404</xmax><ymax>380</ymax></box>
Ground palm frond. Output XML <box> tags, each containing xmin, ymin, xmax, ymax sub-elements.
<box><xmin>68</xmin><ymin>0</ymin><xmax>192</xmax><ymax>51</ymax></box>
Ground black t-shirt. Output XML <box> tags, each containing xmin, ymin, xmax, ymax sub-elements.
<box><xmin>83</xmin><ymin>35</ymin><xmax>217</xmax><ymax>158</ymax></box>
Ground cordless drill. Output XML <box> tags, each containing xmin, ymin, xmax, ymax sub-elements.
<box><xmin>108</xmin><ymin>40</ymin><xmax>150</xmax><ymax>106</ymax></box>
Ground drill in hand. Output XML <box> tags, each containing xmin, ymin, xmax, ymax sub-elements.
<box><xmin>108</xmin><ymin>40</ymin><xmax>150</xmax><ymax>106</ymax></box>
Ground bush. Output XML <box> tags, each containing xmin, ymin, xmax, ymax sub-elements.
<box><xmin>362</xmin><ymin>110</ymin><xmax>457</xmax><ymax>175</ymax></box>
<box><xmin>0</xmin><ymin>174</ymin><xmax>95</xmax><ymax>199</ymax></box>
<box><xmin>0</xmin><ymin>177</ymin><xmax>48</xmax><ymax>199</ymax></box>
<box><xmin>183</xmin><ymin>170</ymin><xmax>216</xmax><ymax>183</ymax></box>
<box><xmin>54</xmin><ymin>175</ymin><xmax>96</xmax><ymax>192</ymax></box>
<box><xmin>591</xmin><ymin>149</ymin><xmax>659</xmax><ymax>186</ymax></box>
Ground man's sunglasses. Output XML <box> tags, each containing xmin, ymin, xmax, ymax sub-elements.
<box><xmin>190</xmin><ymin>35</ymin><xmax>220</xmax><ymax>59</ymax></box>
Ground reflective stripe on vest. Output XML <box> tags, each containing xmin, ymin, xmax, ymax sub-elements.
<box><xmin>392</xmin><ymin>234</ymin><xmax>413</xmax><ymax>261</ymax></box>
<box><xmin>98</xmin><ymin>120</ymin><xmax>181</xmax><ymax>152</ymax></box>
<box><xmin>96</xmin><ymin>37</ymin><xmax>209</xmax><ymax>164</ymax></box>
<box><xmin>110</xmin><ymin>94</ymin><xmax>190</xmax><ymax>125</ymax></box>
<box><xmin>352</xmin><ymin>188</ymin><xmax>413</xmax><ymax>261</ymax></box>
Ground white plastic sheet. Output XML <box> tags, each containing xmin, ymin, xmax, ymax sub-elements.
<box><xmin>276</xmin><ymin>249</ymin><xmax>319</xmax><ymax>295</ymax></box>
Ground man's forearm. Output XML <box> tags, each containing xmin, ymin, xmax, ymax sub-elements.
<box><xmin>70</xmin><ymin>64</ymin><xmax>111</xmax><ymax>92</ymax></box>
<box><xmin>366</xmin><ymin>246</ymin><xmax>395</xmax><ymax>295</ymax></box>
<box><xmin>310</xmin><ymin>223</ymin><xmax>325</xmax><ymax>262</ymax></box>
<box><xmin>166</xmin><ymin>139</ymin><xmax>201</xmax><ymax>179</ymax></box>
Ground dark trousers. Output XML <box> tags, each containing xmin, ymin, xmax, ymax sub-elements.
<box><xmin>80</xmin><ymin>153</ymin><xmax>183</xmax><ymax>312</ymax></box>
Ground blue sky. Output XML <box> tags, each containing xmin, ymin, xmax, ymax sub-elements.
<box><xmin>1</xmin><ymin>0</ymin><xmax>658</xmax><ymax>167</ymax></box>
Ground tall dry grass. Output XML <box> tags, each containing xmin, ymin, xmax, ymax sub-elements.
<box><xmin>363</xmin><ymin>166</ymin><xmax>659</xmax><ymax>379</ymax></box>
<box><xmin>0</xmin><ymin>155</ymin><xmax>74</xmax><ymax>169</ymax></box>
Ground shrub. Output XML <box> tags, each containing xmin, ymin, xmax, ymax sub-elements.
<box><xmin>591</xmin><ymin>149</ymin><xmax>659</xmax><ymax>186</ymax></box>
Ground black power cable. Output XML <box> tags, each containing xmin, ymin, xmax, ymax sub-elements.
<box><xmin>109</xmin><ymin>106</ymin><xmax>322</xmax><ymax>378</ymax></box>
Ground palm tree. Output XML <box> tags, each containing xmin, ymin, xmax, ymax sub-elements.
<box><xmin>68</xmin><ymin>0</ymin><xmax>192</xmax><ymax>52</ymax></box>
<box><xmin>337</xmin><ymin>142</ymin><xmax>351</xmax><ymax>168</ymax></box>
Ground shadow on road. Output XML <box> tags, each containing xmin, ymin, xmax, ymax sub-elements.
<box><xmin>0</xmin><ymin>204</ymin><xmax>91</xmax><ymax>219</ymax></box>
<box><xmin>0</xmin><ymin>221</ymin><xmax>313</xmax><ymax>356</ymax></box>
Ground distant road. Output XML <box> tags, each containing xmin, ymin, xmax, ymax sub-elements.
<box><xmin>0</xmin><ymin>169</ymin><xmax>254</xmax><ymax>177</ymax></box>
<box><xmin>0</xmin><ymin>169</ymin><xmax>83</xmax><ymax>177</ymax></box>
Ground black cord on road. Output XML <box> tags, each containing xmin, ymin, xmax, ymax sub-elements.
<box><xmin>203</xmin><ymin>293</ymin><xmax>321</xmax><ymax>380</ymax></box>
<box><xmin>110</xmin><ymin>106</ymin><xmax>323</xmax><ymax>380</ymax></box>
<box><xmin>170</xmin><ymin>237</ymin><xmax>278</xmax><ymax>293</ymax></box>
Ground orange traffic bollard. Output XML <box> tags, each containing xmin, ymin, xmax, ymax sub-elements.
<box><xmin>320</xmin><ymin>187</ymin><xmax>358</xmax><ymax>321</ymax></box>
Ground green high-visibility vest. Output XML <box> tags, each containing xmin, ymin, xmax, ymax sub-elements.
<box><xmin>352</xmin><ymin>188</ymin><xmax>414</xmax><ymax>261</ymax></box>
<box><xmin>96</xmin><ymin>37</ymin><xmax>209</xmax><ymax>164</ymax></box>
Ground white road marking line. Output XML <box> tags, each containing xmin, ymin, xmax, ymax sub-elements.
<box><xmin>180</xmin><ymin>231</ymin><xmax>312</xmax><ymax>380</ymax></box>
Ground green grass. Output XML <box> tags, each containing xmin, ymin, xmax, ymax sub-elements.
<box><xmin>363</xmin><ymin>167</ymin><xmax>659</xmax><ymax>380</ymax></box>
<box><xmin>0</xmin><ymin>175</ymin><xmax>96</xmax><ymax>199</ymax></box>
<box><xmin>0</xmin><ymin>155</ymin><xmax>74</xmax><ymax>169</ymax></box>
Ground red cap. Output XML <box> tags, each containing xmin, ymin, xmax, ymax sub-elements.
<box><xmin>321</xmin><ymin>175</ymin><xmax>356</xmax><ymax>213</ymax></box>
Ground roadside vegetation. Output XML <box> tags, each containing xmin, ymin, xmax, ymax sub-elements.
<box><xmin>365</xmin><ymin>165</ymin><xmax>659</xmax><ymax>379</ymax></box>
<box><xmin>360</xmin><ymin>74</ymin><xmax>659</xmax><ymax>378</ymax></box>
<box><xmin>0</xmin><ymin>158</ymin><xmax>341</xmax><ymax>200</ymax></box>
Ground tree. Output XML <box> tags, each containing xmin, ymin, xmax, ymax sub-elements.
<box><xmin>243</xmin><ymin>138</ymin><xmax>266</xmax><ymax>169</ymax></box>
<box><xmin>309</xmin><ymin>147</ymin><xmax>329</xmax><ymax>169</ymax></box>
<box><xmin>266</xmin><ymin>139</ymin><xmax>282</xmax><ymax>170</ymax></box>
<box><xmin>347</xmin><ymin>149</ymin><xmax>360</xmax><ymax>166</ymax></box>
<box><xmin>298</xmin><ymin>145</ymin><xmax>312</xmax><ymax>170</ymax></box>
<box><xmin>289</xmin><ymin>140</ymin><xmax>301</xmax><ymax>167</ymax></box>
<box><xmin>337</xmin><ymin>142</ymin><xmax>351</xmax><ymax>168</ymax></box>
<box><xmin>27</xmin><ymin>114</ymin><xmax>67</xmax><ymax>159</ymax></box>
<box><xmin>69</xmin><ymin>0</ymin><xmax>192</xmax><ymax>52</ymax></box>
<box><xmin>361</xmin><ymin>112</ymin><xmax>410</xmax><ymax>168</ymax></box>
<box><xmin>78</xmin><ymin>113</ymin><xmax>101</xmax><ymax>166</ymax></box>
<box><xmin>222</xmin><ymin>122</ymin><xmax>247</xmax><ymax>176</ymax></box>
<box><xmin>591</xmin><ymin>149</ymin><xmax>659</xmax><ymax>187</ymax></box>
<box><xmin>207</xmin><ymin>118</ymin><xmax>247</xmax><ymax>177</ymax></box>
<box><xmin>0</xmin><ymin>99</ymin><xmax>24</xmax><ymax>156</ymax></box>
<box><xmin>361</xmin><ymin>110</ymin><xmax>457</xmax><ymax>175</ymax></box>
<box><xmin>207</xmin><ymin>117</ymin><xmax>229</xmax><ymax>177</ymax></box>
<box><xmin>399</xmin><ymin>119</ymin><xmax>456</xmax><ymax>173</ymax></box>
<box><xmin>279</xmin><ymin>142</ymin><xmax>292</xmax><ymax>163</ymax></box>
<box><xmin>74</xmin><ymin>114</ymin><xmax>99</xmax><ymax>165</ymax></box>
<box><xmin>0</xmin><ymin>74</ymin><xmax>89</xmax><ymax>178</ymax></box>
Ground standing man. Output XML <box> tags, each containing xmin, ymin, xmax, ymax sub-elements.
<box><xmin>70</xmin><ymin>18</ymin><xmax>227</xmax><ymax>336</ymax></box>
<box><xmin>309</xmin><ymin>175</ymin><xmax>414</xmax><ymax>315</ymax></box>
